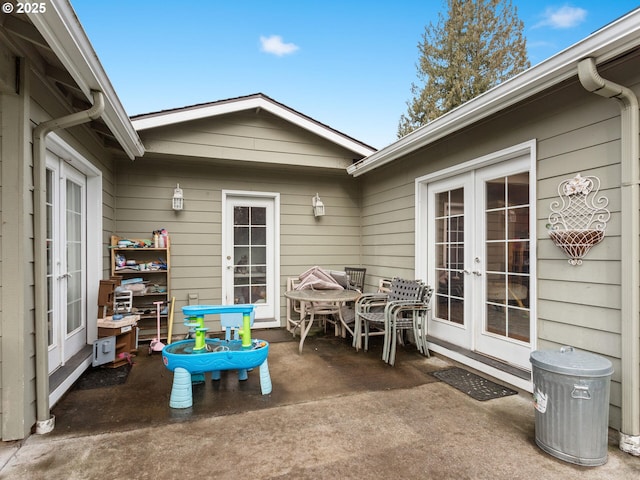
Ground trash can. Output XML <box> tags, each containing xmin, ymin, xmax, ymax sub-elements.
<box><xmin>530</xmin><ymin>346</ymin><xmax>613</xmax><ymax>466</ymax></box>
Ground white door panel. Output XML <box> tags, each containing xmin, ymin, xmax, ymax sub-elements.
<box><xmin>424</xmin><ymin>154</ymin><xmax>533</xmax><ymax>370</ymax></box>
<box><xmin>46</xmin><ymin>154</ymin><xmax>87</xmax><ymax>373</ymax></box>
<box><xmin>222</xmin><ymin>192</ymin><xmax>279</xmax><ymax>327</ymax></box>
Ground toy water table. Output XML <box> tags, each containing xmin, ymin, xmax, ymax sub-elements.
<box><xmin>162</xmin><ymin>304</ymin><xmax>272</xmax><ymax>408</ymax></box>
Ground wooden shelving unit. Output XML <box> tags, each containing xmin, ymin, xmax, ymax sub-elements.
<box><xmin>110</xmin><ymin>235</ymin><xmax>170</xmax><ymax>342</ymax></box>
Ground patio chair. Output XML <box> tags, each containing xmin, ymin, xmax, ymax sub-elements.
<box><xmin>344</xmin><ymin>267</ymin><xmax>366</xmax><ymax>292</ymax></box>
<box><xmin>286</xmin><ymin>277</ymin><xmax>307</xmax><ymax>336</ymax></box>
<box><xmin>385</xmin><ymin>284</ymin><xmax>433</xmax><ymax>366</ymax></box>
<box><xmin>336</xmin><ymin>267</ymin><xmax>367</xmax><ymax>332</ymax></box>
<box><xmin>353</xmin><ymin>277</ymin><xmax>431</xmax><ymax>365</ymax></box>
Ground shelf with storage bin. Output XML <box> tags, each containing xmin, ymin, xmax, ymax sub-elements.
<box><xmin>110</xmin><ymin>235</ymin><xmax>171</xmax><ymax>342</ymax></box>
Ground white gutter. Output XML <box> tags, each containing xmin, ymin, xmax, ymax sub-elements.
<box><xmin>32</xmin><ymin>91</ymin><xmax>105</xmax><ymax>435</ymax></box>
<box><xmin>578</xmin><ymin>58</ymin><xmax>640</xmax><ymax>456</ymax></box>
<box><xmin>348</xmin><ymin>8</ymin><xmax>640</xmax><ymax>177</ymax></box>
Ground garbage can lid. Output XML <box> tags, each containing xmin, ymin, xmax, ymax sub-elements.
<box><xmin>530</xmin><ymin>346</ymin><xmax>613</xmax><ymax>376</ymax></box>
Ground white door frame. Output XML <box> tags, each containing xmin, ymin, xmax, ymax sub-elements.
<box><xmin>416</xmin><ymin>140</ymin><xmax>537</xmax><ymax>391</ymax></box>
<box><xmin>221</xmin><ymin>190</ymin><xmax>280</xmax><ymax>327</ymax></box>
<box><xmin>423</xmin><ymin>173</ymin><xmax>475</xmax><ymax>350</ymax></box>
<box><xmin>45</xmin><ymin>133</ymin><xmax>102</xmax><ymax>373</ymax></box>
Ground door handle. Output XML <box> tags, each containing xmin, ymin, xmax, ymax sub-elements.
<box><xmin>57</xmin><ymin>272</ymin><xmax>72</xmax><ymax>279</ymax></box>
<box><xmin>472</xmin><ymin>258</ymin><xmax>482</xmax><ymax>276</ymax></box>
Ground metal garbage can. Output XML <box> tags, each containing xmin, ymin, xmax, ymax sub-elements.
<box><xmin>530</xmin><ymin>346</ymin><xmax>613</xmax><ymax>466</ymax></box>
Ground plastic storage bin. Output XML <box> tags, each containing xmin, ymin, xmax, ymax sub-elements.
<box><xmin>530</xmin><ymin>346</ymin><xmax>613</xmax><ymax>466</ymax></box>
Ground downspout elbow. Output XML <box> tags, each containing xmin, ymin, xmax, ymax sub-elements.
<box><xmin>578</xmin><ymin>57</ymin><xmax>638</xmax><ymax>110</ymax></box>
<box><xmin>34</xmin><ymin>90</ymin><xmax>105</xmax><ymax>139</ymax></box>
<box><xmin>578</xmin><ymin>57</ymin><xmax>623</xmax><ymax>98</ymax></box>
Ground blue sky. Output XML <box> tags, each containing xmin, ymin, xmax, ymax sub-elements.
<box><xmin>71</xmin><ymin>1</ymin><xmax>640</xmax><ymax>149</ymax></box>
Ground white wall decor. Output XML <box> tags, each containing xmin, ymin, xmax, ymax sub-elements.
<box><xmin>548</xmin><ymin>173</ymin><xmax>610</xmax><ymax>265</ymax></box>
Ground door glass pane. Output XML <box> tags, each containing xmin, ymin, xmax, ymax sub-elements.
<box><xmin>486</xmin><ymin>177</ymin><xmax>506</xmax><ymax>209</ymax></box>
<box><xmin>486</xmin><ymin>305</ymin><xmax>506</xmax><ymax>336</ymax></box>
<box><xmin>46</xmin><ymin>169</ymin><xmax>55</xmax><ymax>346</ymax></box>
<box><xmin>486</xmin><ymin>210</ymin><xmax>505</xmax><ymax>241</ymax></box>
<box><xmin>434</xmin><ymin>188</ymin><xmax>464</xmax><ymax>325</ymax></box>
<box><xmin>66</xmin><ymin>179</ymin><xmax>83</xmax><ymax>333</ymax></box>
<box><xmin>508</xmin><ymin>207</ymin><xmax>529</xmax><ymax>239</ymax></box>
<box><xmin>485</xmin><ymin>174</ymin><xmax>530</xmax><ymax>343</ymax></box>
<box><xmin>234</xmin><ymin>226</ymin><xmax>249</xmax><ymax>244</ymax></box>
<box><xmin>233</xmin><ymin>206</ymin><xmax>268</xmax><ymax>304</ymax></box>
<box><xmin>507</xmin><ymin>173</ymin><xmax>529</xmax><ymax>206</ymax></box>
<box><xmin>486</xmin><ymin>242</ymin><xmax>505</xmax><ymax>271</ymax></box>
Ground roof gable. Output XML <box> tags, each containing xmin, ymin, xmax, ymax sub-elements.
<box><xmin>132</xmin><ymin>93</ymin><xmax>375</xmax><ymax>158</ymax></box>
<box><xmin>137</xmin><ymin>106</ymin><xmax>367</xmax><ymax>170</ymax></box>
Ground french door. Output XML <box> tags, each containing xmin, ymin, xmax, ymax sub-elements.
<box><xmin>425</xmin><ymin>155</ymin><xmax>533</xmax><ymax>370</ymax></box>
<box><xmin>222</xmin><ymin>192</ymin><xmax>279</xmax><ymax>326</ymax></box>
<box><xmin>46</xmin><ymin>154</ymin><xmax>88</xmax><ymax>373</ymax></box>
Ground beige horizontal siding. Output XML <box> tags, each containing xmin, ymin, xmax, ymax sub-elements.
<box><xmin>355</xmin><ymin>57</ymin><xmax>640</xmax><ymax>428</ymax></box>
<box><xmin>142</xmin><ymin>110</ymin><xmax>358</xmax><ymax>169</ymax></box>
<box><xmin>114</xmin><ymin>154</ymin><xmax>361</xmax><ymax>332</ymax></box>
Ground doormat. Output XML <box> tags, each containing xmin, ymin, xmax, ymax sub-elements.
<box><xmin>74</xmin><ymin>364</ymin><xmax>131</xmax><ymax>390</ymax></box>
<box><xmin>431</xmin><ymin>367</ymin><xmax>518</xmax><ymax>401</ymax></box>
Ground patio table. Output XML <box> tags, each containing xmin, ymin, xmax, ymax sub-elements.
<box><xmin>284</xmin><ymin>289</ymin><xmax>361</xmax><ymax>354</ymax></box>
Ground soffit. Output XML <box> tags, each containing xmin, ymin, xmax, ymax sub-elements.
<box><xmin>0</xmin><ymin>9</ymin><xmax>143</xmax><ymax>158</ymax></box>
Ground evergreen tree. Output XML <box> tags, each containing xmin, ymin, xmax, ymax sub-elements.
<box><xmin>398</xmin><ymin>0</ymin><xmax>530</xmax><ymax>138</ymax></box>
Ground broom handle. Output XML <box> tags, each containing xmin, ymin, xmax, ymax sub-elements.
<box><xmin>167</xmin><ymin>297</ymin><xmax>176</xmax><ymax>344</ymax></box>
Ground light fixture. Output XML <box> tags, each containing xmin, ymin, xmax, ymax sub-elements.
<box><xmin>312</xmin><ymin>193</ymin><xmax>325</xmax><ymax>217</ymax></box>
<box><xmin>172</xmin><ymin>184</ymin><xmax>184</xmax><ymax>210</ymax></box>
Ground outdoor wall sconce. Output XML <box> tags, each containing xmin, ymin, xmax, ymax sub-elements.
<box><xmin>547</xmin><ymin>173</ymin><xmax>610</xmax><ymax>265</ymax></box>
<box><xmin>172</xmin><ymin>184</ymin><xmax>184</xmax><ymax>211</ymax></box>
<box><xmin>312</xmin><ymin>193</ymin><xmax>325</xmax><ymax>217</ymax></box>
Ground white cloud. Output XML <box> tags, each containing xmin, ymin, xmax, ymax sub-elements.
<box><xmin>534</xmin><ymin>5</ymin><xmax>588</xmax><ymax>29</ymax></box>
<box><xmin>259</xmin><ymin>35</ymin><xmax>299</xmax><ymax>56</ymax></box>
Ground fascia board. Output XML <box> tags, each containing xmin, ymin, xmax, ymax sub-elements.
<box><xmin>348</xmin><ymin>8</ymin><xmax>640</xmax><ymax>177</ymax></box>
<box><xmin>28</xmin><ymin>1</ymin><xmax>144</xmax><ymax>159</ymax></box>
<box><xmin>133</xmin><ymin>96</ymin><xmax>375</xmax><ymax>157</ymax></box>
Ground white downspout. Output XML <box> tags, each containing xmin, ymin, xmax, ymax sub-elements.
<box><xmin>32</xmin><ymin>91</ymin><xmax>105</xmax><ymax>434</ymax></box>
<box><xmin>578</xmin><ymin>57</ymin><xmax>640</xmax><ymax>456</ymax></box>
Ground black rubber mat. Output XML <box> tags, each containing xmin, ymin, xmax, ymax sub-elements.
<box><xmin>431</xmin><ymin>367</ymin><xmax>518</xmax><ymax>401</ymax></box>
<box><xmin>74</xmin><ymin>363</ymin><xmax>131</xmax><ymax>390</ymax></box>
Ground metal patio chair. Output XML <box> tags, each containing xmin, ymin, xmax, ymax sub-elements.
<box><xmin>385</xmin><ymin>284</ymin><xmax>433</xmax><ymax>365</ymax></box>
<box><xmin>286</xmin><ymin>277</ymin><xmax>307</xmax><ymax>336</ymax></box>
<box><xmin>353</xmin><ymin>277</ymin><xmax>431</xmax><ymax>365</ymax></box>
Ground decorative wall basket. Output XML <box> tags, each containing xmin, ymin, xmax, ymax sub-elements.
<box><xmin>548</xmin><ymin>173</ymin><xmax>610</xmax><ymax>265</ymax></box>
<box><xmin>548</xmin><ymin>229</ymin><xmax>605</xmax><ymax>266</ymax></box>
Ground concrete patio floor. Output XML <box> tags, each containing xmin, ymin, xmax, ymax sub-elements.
<box><xmin>0</xmin><ymin>329</ymin><xmax>638</xmax><ymax>479</ymax></box>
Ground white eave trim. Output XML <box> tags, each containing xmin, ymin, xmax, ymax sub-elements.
<box><xmin>348</xmin><ymin>8</ymin><xmax>640</xmax><ymax>177</ymax></box>
<box><xmin>28</xmin><ymin>0</ymin><xmax>144</xmax><ymax>159</ymax></box>
<box><xmin>132</xmin><ymin>96</ymin><xmax>376</xmax><ymax>157</ymax></box>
